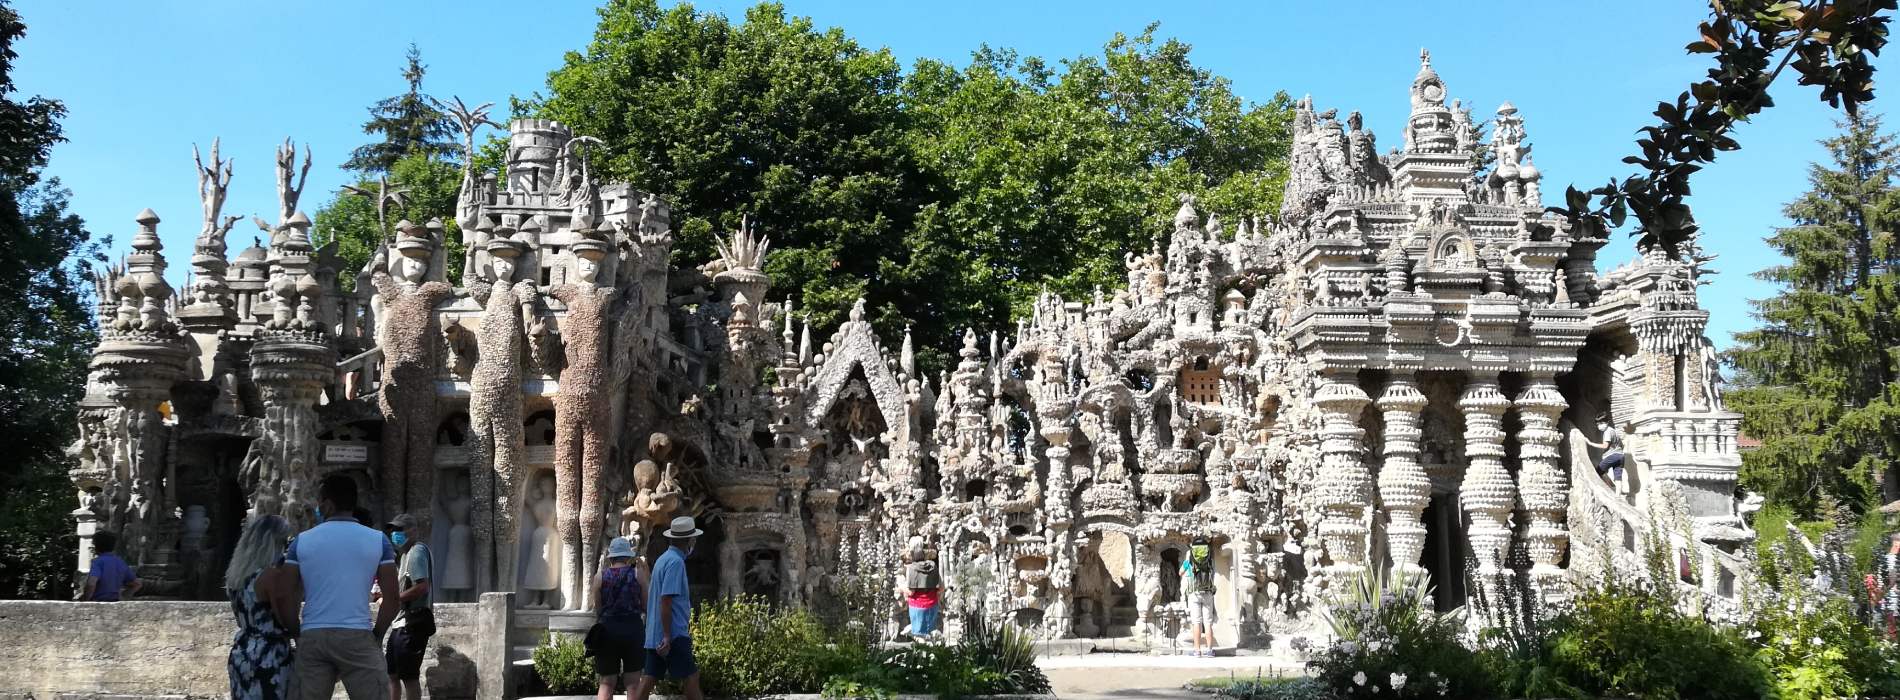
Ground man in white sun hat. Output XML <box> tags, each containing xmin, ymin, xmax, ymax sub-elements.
<box><xmin>633</xmin><ymin>516</ymin><xmax>703</xmax><ymax>700</ymax></box>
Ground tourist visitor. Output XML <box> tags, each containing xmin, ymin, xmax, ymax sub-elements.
<box><xmin>82</xmin><ymin>531</ymin><xmax>141</xmax><ymax>601</ymax></box>
<box><xmin>633</xmin><ymin>516</ymin><xmax>704</xmax><ymax>700</ymax></box>
<box><xmin>287</xmin><ymin>475</ymin><xmax>401</xmax><ymax>700</ymax></box>
<box><xmin>226</xmin><ymin>514</ymin><xmax>298</xmax><ymax>700</ymax></box>
<box><xmin>1182</xmin><ymin>536</ymin><xmax>1217</xmax><ymax>658</ymax></box>
<box><xmin>382</xmin><ymin>513</ymin><xmax>435</xmax><ymax>700</ymax></box>
<box><xmin>587</xmin><ymin>536</ymin><xmax>647</xmax><ymax>700</ymax></box>
<box><xmin>905</xmin><ymin>535</ymin><xmax>942</xmax><ymax>637</ymax></box>
<box><xmin>1585</xmin><ymin>417</ymin><xmax>1628</xmax><ymax>490</ymax></box>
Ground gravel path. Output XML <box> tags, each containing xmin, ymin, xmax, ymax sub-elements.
<box><xmin>1039</xmin><ymin>653</ymin><xmax>1306</xmax><ymax>700</ymax></box>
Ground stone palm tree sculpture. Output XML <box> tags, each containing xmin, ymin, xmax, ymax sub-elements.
<box><xmin>340</xmin><ymin>176</ymin><xmax>412</xmax><ymax>244</ymax></box>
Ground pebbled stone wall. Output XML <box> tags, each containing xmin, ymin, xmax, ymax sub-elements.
<box><xmin>0</xmin><ymin>596</ymin><xmax>510</xmax><ymax>700</ymax></box>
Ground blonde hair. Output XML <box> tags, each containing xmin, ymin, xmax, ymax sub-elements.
<box><xmin>225</xmin><ymin>514</ymin><xmax>292</xmax><ymax>593</ymax></box>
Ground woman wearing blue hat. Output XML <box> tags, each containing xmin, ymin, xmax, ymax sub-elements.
<box><xmin>588</xmin><ymin>536</ymin><xmax>648</xmax><ymax>700</ymax></box>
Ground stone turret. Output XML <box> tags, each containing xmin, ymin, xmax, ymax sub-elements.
<box><xmin>507</xmin><ymin>119</ymin><xmax>572</xmax><ymax>194</ymax></box>
<box><xmin>1403</xmin><ymin>49</ymin><xmax>1455</xmax><ymax>154</ymax></box>
<box><xmin>79</xmin><ymin>209</ymin><xmax>192</xmax><ymax>588</ymax></box>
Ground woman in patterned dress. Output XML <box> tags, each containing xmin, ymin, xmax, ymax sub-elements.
<box><xmin>225</xmin><ymin>514</ymin><xmax>299</xmax><ymax>700</ymax></box>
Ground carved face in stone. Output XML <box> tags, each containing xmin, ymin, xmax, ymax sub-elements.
<box><xmin>399</xmin><ymin>255</ymin><xmax>428</xmax><ymax>283</ymax></box>
<box><xmin>491</xmin><ymin>257</ymin><xmax>516</xmax><ymax>283</ymax></box>
<box><xmin>575</xmin><ymin>256</ymin><xmax>600</xmax><ymax>284</ymax></box>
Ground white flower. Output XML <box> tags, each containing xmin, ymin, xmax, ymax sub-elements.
<box><xmin>1339</xmin><ymin>640</ymin><xmax>1360</xmax><ymax>654</ymax></box>
<box><xmin>1367</xmin><ymin>640</ymin><xmax>1384</xmax><ymax>652</ymax></box>
<box><xmin>1390</xmin><ymin>673</ymin><xmax>1408</xmax><ymax>690</ymax></box>
<box><xmin>1371</xmin><ymin>686</ymin><xmax>1380</xmax><ymax>693</ymax></box>
<box><xmin>1811</xmin><ymin>637</ymin><xmax>1824</xmax><ymax>646</ymax></box>
<box><xmin>1353</xmin><ymin>671</ymin><xmax>1367</xmax><ymax>687</ymax></box>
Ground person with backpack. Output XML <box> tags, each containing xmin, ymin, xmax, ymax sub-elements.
<box><xmin>1180</xmin><ymin>537</ymin><xmax>1217</xmax><ymax>658</ymax></box>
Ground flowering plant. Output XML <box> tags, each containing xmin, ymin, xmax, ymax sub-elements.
<box><xmin>1300</xmin><ymin>570</ymin><xmax>1494</xmax><ymax>699</ymax></box>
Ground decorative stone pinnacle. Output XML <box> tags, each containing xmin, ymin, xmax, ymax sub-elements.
<box><xmin>133</xmin><ymin>209</ymin><xmax>162</xmax><ymax>251</ymax></box>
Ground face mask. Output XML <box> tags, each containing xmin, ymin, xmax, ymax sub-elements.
<box><xmin>391</xmin><ymin>532</ymin><xmax>408</xmax><ymax>548</ymax></box>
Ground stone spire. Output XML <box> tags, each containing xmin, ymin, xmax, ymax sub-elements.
<box><xmin>1404</xmin><ymin>49</ymin><xmax>1456</xmax><ymax>154</ymax></box>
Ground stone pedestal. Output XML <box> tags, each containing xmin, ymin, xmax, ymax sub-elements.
<box><xmin>545</xmin><ymin>609</ymin><xmax>595</xmax><ymax>643</ymax></box>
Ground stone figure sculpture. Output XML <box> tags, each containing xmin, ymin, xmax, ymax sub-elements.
<box><xmin>373</xmin><ymin>220</ymin><xmax>452</xmax><ymax>531</ymax></box>
<box><xmin>549</xmin><ymin>235</ymin><xmax>615</xmax><ymax>609</ymax></box>
<box><xmin>441</xmin><ymin>472</ymin><xmax>475</xmax><ymax>596</ymax></box>
<box><xmin>521</xmin><ymin>474</ymin><xmax>562</xmax><ymax>609</ymax></box>
<box><xmin>621</xmin><ymin>433</ymin><xmax>683</xmax><ymax>534</ymax></box>
<box><xmin>468</xmin><ymin>231</ymin><xmax>533</xmax><ymax>592</ymax></box>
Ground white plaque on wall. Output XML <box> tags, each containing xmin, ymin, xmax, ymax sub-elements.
<box><xmin>324</xmin><ymin>443</ymin><xmax>369</xmax><ymax>464</ymax></box>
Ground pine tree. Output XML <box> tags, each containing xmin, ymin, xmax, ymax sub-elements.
<box><xmin>1727</xmin><ymin>115</ymin><xmax>1900</xmax><ymax>519</ymax></box>
<box><xmin>0</xmin><ymin>0</ymin><xmax>103</xmax><ymax>598</ymax></box>
<box><xmin>343</xmin><ymin>44</ymin><xmax>456</xmax><ymax>173</ymax></box>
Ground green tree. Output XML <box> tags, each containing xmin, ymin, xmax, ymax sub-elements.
<box><xmin>1726</xmin><ymin>115</ymin><xmax>1900</xmax><ymax>518</ymax></box>
<box><xmin>343</xmin><ymin>43</ymin><xmax>457</xmax><ymax>173</ymax></box>
<box><xmin>530</xmin><ymin>2</ymin><xmax>1291</xmax><ymax>371</ymax></box>
<box><xmin>312</xmin><ymin>151</ymin><xmax>466</xmax><ymax>288</ymax></box>
<box><xmin>536</xmin><ymin>0</ymin><xmax>920</xmax><ymax>336</ymax></box>
<box><xmin>0</xmin><ymin>1</ymin><xmax>103</xmax><ymax>599</ymax></box>
<box><xmin>898</xmin><ymin>29</ymin><xmax>1291</xmax><ymax>333</ymax></box>
<box><xmin>1553</xmin><ymin>0</ymin><xmax>1894</xmax><ymax>260</ymax></box>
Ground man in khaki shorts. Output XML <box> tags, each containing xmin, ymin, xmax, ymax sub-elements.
<box><xmin>287</xmin><ymin>475</ymin><xmax>401</xmax><ymax>699</ymax></box>
<box><xmin>1181</xmin><ymin>537</ymin><xmax>1218</xmax><ymax>658</ymax></box>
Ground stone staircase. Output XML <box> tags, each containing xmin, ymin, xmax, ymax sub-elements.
<box><xmin>1565</xmin><ymin>425</ymin><xmax>1750</xmax><ymax>620</ymax></box>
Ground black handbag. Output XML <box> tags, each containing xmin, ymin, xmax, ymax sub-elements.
<box><xmin>582</xmin><ymin>622</ymin><xmax>605</xmax><ymax>658</ymax></box>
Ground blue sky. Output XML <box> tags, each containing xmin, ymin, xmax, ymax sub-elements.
<box><xmin>14</xmin><ymin>0</ymin><xmax>1892</xmax><ymax>348</ymax></box>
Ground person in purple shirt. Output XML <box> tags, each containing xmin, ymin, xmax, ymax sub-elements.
<box><xmin>82</xmin><ymin>531</ymin><xmax>141</xmax><ymax>601</ymax></box>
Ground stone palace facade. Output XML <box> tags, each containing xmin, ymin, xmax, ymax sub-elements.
<box><xmin>68</xmin><ymin>53</ymin><xmax>1751</xmax><ymax>644</ymax></box>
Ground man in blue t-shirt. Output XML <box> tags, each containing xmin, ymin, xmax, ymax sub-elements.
<box><xmin>633</xmin><ymin>516</ymin><xmax>703</xmax><ymax>700</ymax></box>
<box><xmin>287</xmin><ymin>475</ymin><xmax>400</xmax><ymax>700</ymax></box>
<box><xmin>81</xmin><ymin>531</ymin><xmax>141</xmax><ymax>601</ymax></box>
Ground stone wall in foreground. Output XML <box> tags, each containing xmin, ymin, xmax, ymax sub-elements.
<box><xmin>0</xmin><ymin>594</ymin><xmax>513</xmax><ymax>700</ymax></box>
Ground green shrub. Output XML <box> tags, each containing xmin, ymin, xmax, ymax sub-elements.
<box><xmin>831</xmin><ymin>614</ymin><xmax>1051</xmax><ymax>698</ymax></box>
<box><xmin>1301</xmin><ymin>570</ymin><xmax>1497</xmax><ymax>699</ymax></box>
<box><xmin>1210</xmin><ymin>673</ymin><xmax>1326</xmax><ymax>700</ymax></box>
<box><xmin>1542</xmin><ymin>585</ymin><xmax>1769</xmax><ymax>700</ymax></box>
<box><xmin>1748</xmin><ymin>513</ymin><xmax>1900</xmax><ymax>700</ymax></box>
<box><xmin>822</xmin><ymin>676</ymin><xmax>896</xmax><ymax>700</ymax></box>
<box><xmin>692</xmin><ymin>594</ymin><xmax>859</xmax><ymax>697</ymax></box>
<box><xmin>956</xmin><ymin>613</ymin><xmax>1052</xmax><ymax>695</ymax></box>
<box><xmin>530</xmin><ymin>633</ymin><xmax>594</xmax><ymax>695</ymax></box>
<box><xmin>1752</xmin><ymin>595</ymin><xmax>1899</xmax><ymax>700</ymax></box>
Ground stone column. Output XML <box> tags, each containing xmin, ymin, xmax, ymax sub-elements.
<box><xmin>1458</xmin><ymin>375</ymin><xmax>1514</xmax><ymax>582</ymax></box>
<box><xmin>84</xmin><ymin>210</ymin><xmax>192</xmax><ymax>571</ymax></box>
<box><xmin>1514</xmin><ymin>372</ymin><xmax>1570</xmax><ymax>596</ymax></box>
<box><xmin>1376</xmin><ymin>372</ymin><xmax>1430</xmax><ymax>579</ymax></box>
<box><xmin>1040</xmin><ymin>420</ymin><xmax>1075</xmax><ymax>639</ymax></box>
<box><xmin>250</xmin><ymin>331</ymin><xmax>337</xmax><ymax>526</ymax></box>
<box><xmin>1313</xmin><ymin>373</ymin><xmax>1371</xmax><ymax>578</ymax></box>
